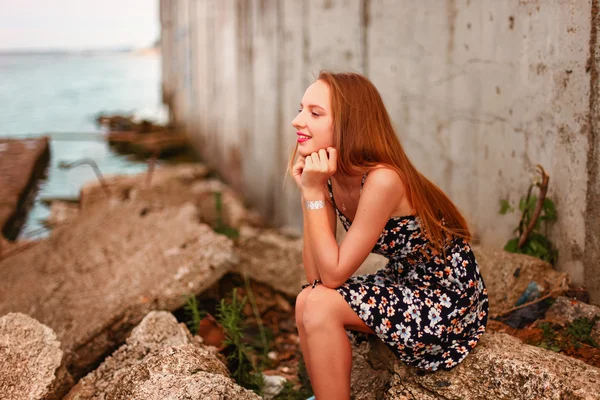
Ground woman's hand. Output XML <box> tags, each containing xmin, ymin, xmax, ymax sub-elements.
<box><xmin>301</xmin><ymin>147</ymin><xmax>337</xmax><ymax>193</ymax></box>
<box><xmin>291</xmin><ymin>154</ymin><xmax>306</xmax><ymax>190</ymax></box>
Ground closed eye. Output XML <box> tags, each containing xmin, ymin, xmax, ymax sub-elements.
<box><xmin>297</xmin><ymin>108</ymin><xmax>320</xmax><ymax>117</ymax></box>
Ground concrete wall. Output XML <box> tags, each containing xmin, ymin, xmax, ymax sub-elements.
<box><xmin>160</xmin><ymin>0</ymin><xmax>600</xmax><ymax>304</ymax></box>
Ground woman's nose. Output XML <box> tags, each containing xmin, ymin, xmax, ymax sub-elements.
<box><xmin>292</xmin><ymin>112</ymin><xmax>304</xmax><ymax>129</ymax></box>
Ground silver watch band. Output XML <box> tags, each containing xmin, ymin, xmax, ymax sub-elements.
<box><xmin>306</xmin><ymin>200</ymin><xmax>325</xmax><ymax>210</ymax></box>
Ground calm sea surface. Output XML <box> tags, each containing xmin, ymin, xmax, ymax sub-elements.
<box><xmin>0</xmin><ymin>51</ymin><xmax>169</xmax><ymax>238</ymax></box>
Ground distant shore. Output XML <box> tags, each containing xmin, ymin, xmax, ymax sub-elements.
<box><xmin>0</xmin><ymin>46</ymin><xmax>160</xmax><ymax>56</ymax></box>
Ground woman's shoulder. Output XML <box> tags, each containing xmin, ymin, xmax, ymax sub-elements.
<box><xmin>365</xmin><ymin>164</ymin><xmax>405</xmax><ymax>191</ymax></box>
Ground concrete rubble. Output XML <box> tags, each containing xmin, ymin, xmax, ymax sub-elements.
<box><xmin>65</xmin><ymin>311</ymin><xmax>260</xmax><ymax>400</ymax></box>
<box><xmin>1</xmin><ymin>164</ymin><xmax>598</xmax><ymax>399</ymax></box>
<box><xmin>0</xmin><ymin>313</ymin><xmax>73</xmax><ymax>400</ymax></box>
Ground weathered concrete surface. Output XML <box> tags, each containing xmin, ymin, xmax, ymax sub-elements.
<box><xmin>0</xmin><ymin>136</ymin><xmax>50</xmax><ymax>239</ymax></box>
<box><xmin>79</xmin><ymin>163</ymin><xmax>210</xmax><ymax>210</ymax></box>
<box><xmin>44</xmin><ymin>200</ymin><xmax>79</xmax><ymax>228</ymax></box>
<box><xmin>234</xmin><ymin>224</ymin><xmax>386</xmax><ymax>298</ymax></box>
<box><xmin>0</xmin><ymin>312</ymin><xmax>73</xmax><ymax>400</ymax></box>
<box><xmin>350</xmin><ymin>332</ymin><xmax>600</xmax><ymax>400</ymax></box>
<box><xmin>65</xmin><ymin>311</ymin><xmax>259</xmax><ymax>400</ymax></box>
<box><xmin>160</xmin><ymin>0</ymin><xmax>599</xmax><ymax>303</ymax></box>
<box><xmin>585</xmin><ymin>0</ymin><xmax>600</xmax><ymax>309</ymax></box>
<box><xmin>80</xmin><ymin>164</ymin><xmax>263</xmax><ymax>229</ymax></box>
<box><xmin>0</xmin><ymin>201</ymin><xmax>236</xmax><ymax>378</ymax></box>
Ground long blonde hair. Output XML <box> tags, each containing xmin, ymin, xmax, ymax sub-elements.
<box><xmin>286</xmin><ymin>71</ymin><xmax>471</xmax><ymax>250</ymax></box>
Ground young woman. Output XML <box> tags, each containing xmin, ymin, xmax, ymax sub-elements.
<box><xmin>288</xmin><ymin>71</ymin><xmax>488</xmax><ymax>400</ymax></box>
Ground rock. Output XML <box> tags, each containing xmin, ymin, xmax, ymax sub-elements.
<box><xmin>64</xmin><ymin>311</ymin><xmax>260</xmax><ymax>400</ymax></box>
<box><xmin>234</xmin><ymin>227</ymin><xmax>305</xmax><ymax>297</ymax></box>
<box><xmin>0</xmin><ymin>201</ymin><xmax>236</xmax><ymax>378</ymax></box>
<box><xmin>350</xmin><ymin>333</ymin><xmax>600</xmax><ymax>400</ymax></box>
<box><xmin>0</xmin><ymin>312</ymin><xmax>73</xmax><ymax>400</ymax></box>
<box><xmin>234</xmin><ymin>225</ymin><xmax>386</xmax><ymax>297</ymax></box>
<box><xmin>79</xmin><ymin>163</ymin><xmax>210</xmax><ymax>210</ymax></box>
<box><xmin>262</xmin><ymin>374</ymin><xmax>288</xmax><ymax>400</ymax></box>
<box><xmin>80</xmin><ymin>164</ymin><xmax>263</xmax><ymax>230</ymax></box>
<box><xmin>107</xmin><ymin>345</ymin><xmax>260</xmax><ymax>399</ymax></box>
<box><xmin>192</xmin><ymin>179</ymin><xmax>264</xmax><ymax>229</ymax></box>
<box><xmin>473</xmin><ymin>246</ymin><xmax>569</xmax><ymax>316</ymax></box>
<box><xmin>546</xmin><ymin>296</ymin><xmax>600</xmax><ymax>325</ymax></box>
<box><xmin>349</xmin><ymin>339</ymin><xmax>396</xmax><ymax>400</ymax></box>
<box><xmin>545</xmin><ymin>296</ymin><xmax>600</xmax><ymax>345</ymax></box>
<box><xmin>44</xmin><ymin>200</ymin><xmax>79</xmax><ymax>227</ymax></box>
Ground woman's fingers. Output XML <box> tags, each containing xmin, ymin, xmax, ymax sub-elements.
<box><xmin>326</xmin><ymin>147</ymin><xmax>337</xmax><ymax>172</ymax></box>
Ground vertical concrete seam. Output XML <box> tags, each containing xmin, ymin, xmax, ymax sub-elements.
<box><xmin>361</xmin><ymin>0</ymin><xmax>370</xmax><ymax>76</ymax></box>
<box><xmin>585</xmin><ymin>0</ymin><xmax>600</xmax><ymax>304</ymax></box>
<box><xmin>274</xmin><ymin>0</ymin><xmax>284</xmax><ymax>225</ymax></box>
<box><xmin>302</xmin><ymin>0</ymin><xmax>310</xmax><ymax>88</ymax></box>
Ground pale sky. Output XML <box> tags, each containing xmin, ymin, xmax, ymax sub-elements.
<box><xmin>0</xmin><ymin>0</ymin><xmax>160</xmax><ymax>51</ymax></box>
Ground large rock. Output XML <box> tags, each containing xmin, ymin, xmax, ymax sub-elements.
<box><xmin>79</xmin><ymin>163</ymin><xmax>210</xmax><ymax>210</ymax></box>
<box><xmin>350</xmin><ymin>333</ymin><xmax>600</xmax><ymax>400</ymax></box>
<box><xmin>80</xmin><ymin>164</ymin><xmax>263</xmax><ymax>229</ymax></box>
<box><xmin>234</xmin><ymin>225</ymin><xmax>387</xmax><ymax>297</ymax></box>
<box><xmin>65</xmin><ymin>311</ymin><xmax>260</xmax><ymax>400</ymax></box>
<box><xmin>0</xmin><ymin>201</ymin><xmax>236</xmax><ymax>378</ymax></box>
<box><xmin>0</xmin><ymin>313</ymin><xmax>73</xmax><ymax>400</ymax></box>
<box><xmin>472</xmin><ymin>246</ymin><xmax>569</xmax><ymax>316</ymax></box>
<box><xmin>235</xmin><ymin>226</ymin><xmax>305</xmax><ymax>298</ymax></box>
<box><xmin>546</xmin><ymin>296</ymin><xmax>600</xmax><ymax>325</ymax></box>
<box><xmin>545</xmin><ymin>296</ymin><xmax>600</xmax><ymax>345</ymax></box>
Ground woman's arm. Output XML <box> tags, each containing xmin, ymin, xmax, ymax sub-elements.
<box><xmin>300</xmin><ymin>187</ymin><xmax>337</xmax><ymax>282</ymax></box>
<box><xmin>302</xmin><ymin>168</ymin><xmax>404</xmax><ymax>288</ymax></box>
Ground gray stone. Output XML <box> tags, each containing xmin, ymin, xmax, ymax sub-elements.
<box><xmin>0</xmin><ymin>312</ymin><xmax>73</xmax><ymax>400</ymax></box>
<box><xmin>262</xmin><ymin>374</ymin><xmax>288</xmax><ymax>400</ymax></box>
<box><xmin>65</xmin><ymin>311</ymin><xmax>260</xmax><ymax>400</ymax></box>
<box><xmin>0</xmin><ymin>201</ymin><xmax>236</xmax><ymax>378</ymax></box>
<box><xmin>546</xmin><ymin>296</ymin><xmax>600</xmax><ymax>325</ymax></box>
<box><xmin>473</xmin><ymin>246</ymin><xmax>569</xmax><ymax>316</ymax></box>
<box><xmin>79</xmin><ymin>164</ymin><xmax>210</xmax><ymax>210</ymax></box>
<box><xmin>350</xmin><ymin>333</ymin><xmax>600</xmax><ymax>400</ymax></box>
<box><xmin>79</xmin><ymin>164</ymin><xmax>263</xmax><ymax>229</ymax></box>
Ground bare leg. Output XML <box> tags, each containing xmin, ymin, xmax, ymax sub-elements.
<box><xmin>295</xmin><ymin>287</ymin><xmax>314</xmax><ymax>382</ymax></box>
<box><xmin>302</xmin><ymin>286</ymin><xmax>376</xmax><ymax>400</ymax></box>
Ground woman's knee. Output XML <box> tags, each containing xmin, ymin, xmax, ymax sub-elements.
<box><xmin>302</xmin><ymin>286</ymin><xmax>336</xmax><ymax>332</ymax></box>
<box><xmin>295</xmin><ymin>286</ymin><xmax>312</xmax><ymax>329</ymax></box>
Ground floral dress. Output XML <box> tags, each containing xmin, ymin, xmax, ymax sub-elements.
<box><xmin>327</xmin><ymin>173</ymin><xmax>488</xmax><ymax>371</ymax></box>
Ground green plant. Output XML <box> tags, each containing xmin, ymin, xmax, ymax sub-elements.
<box><xmin>566</xmin><ymin>317</ymin><xmax>599</xmax><ymax>349</ymax></box>
<box><xmin>183</xmin><ymin>293</ymin><xmax>206</xmax><ymax>335</ymax></box>
<box><xmin>537</xmin><ymin>322</ymin><xmax>561</xmax><ymax>352</ymax></box>
<box><xmin>217</xmin><ymin>288</ymin><xmax>264</xmax><ymax>394</ymax></box>
<box><xmin>243</xmin><ymin>274</ymin><xmax>272</xmax><ymax>365</ymax></box>
<box><xmin>213</xmin><ymin>191</ymin><xmax>239</xmax><ymax>239</ymax></box>
<box><xmin>499</xmin><ymin>165</ymin><xmax>558</xmax><ymax>264</ymax></box>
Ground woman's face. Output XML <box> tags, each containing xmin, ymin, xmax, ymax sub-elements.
<box><xmin>291</xmin><ymin>79</ymin><xmax>334</xmax><ymax>157</ymax></box>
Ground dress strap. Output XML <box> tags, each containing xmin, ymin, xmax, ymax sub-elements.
<box><xmin>359</xmin><ymin>171</ymin><xmax>368</xmax><ymax>196</ymax></box>
<box><xmin>326</xmin><ymin>178</ymin><xmax>337</xmax><ymax>208</ymax></box>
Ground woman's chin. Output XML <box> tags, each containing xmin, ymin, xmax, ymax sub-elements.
<box><xmin>297</xmin><ymin>146</ymin><xmax>314</xmax><ymax>157</ymax></box>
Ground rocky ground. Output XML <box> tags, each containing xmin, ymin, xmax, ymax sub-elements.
<box><xmin>1</xmin><ymin>163</ymin><xmax>599</xmax><ymax>400</ymax></box>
